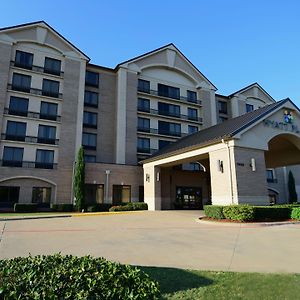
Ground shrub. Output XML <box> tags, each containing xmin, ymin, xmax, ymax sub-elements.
<box><xmin>254</xmin><ymin>206</ymin><xmax>291</xmax><ymax>220</ymax></box>
<box><xmin>0</xmin><ymin>254</ymin><xmax>160</xmax><ymax>299</ymax></box>
<box><xmin>51</xmin><ymin>203</ymin><xmax>74</xmax><ymax>212</ymax></box>
<box><xmin>204</xmin><ymin>205</ymin><xmax>225</xmax><ymax>219</ymax></box>
<box><xmin>14</xmin><ymin>203</ymin><xmax>38</xmax><ymax>213</ymax></box>
<box><xmin>223</xmin><ymin>205</ymin><xmax>255</xmax><ymax>222</ymax></box>
<box><xmin>291</xmin><ymin>207</ymin><xmax>300</xmax><ymax>220</ymax></box>
<box><xmin>86</xmin><ymin>203</ymin><xmax>112</xmax><ymax>212</ymax></box>
<box><xmin>109</xmin><ymin>202</ymin><xmax>148</xmax><ymax>212</ymax></box>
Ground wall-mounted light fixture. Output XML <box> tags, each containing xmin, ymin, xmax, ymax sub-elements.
<box><xmin>146</xmin><ymin>173</ymin><xmax>150</xmax><ymax>182</ymax></box>
<box><xmin>218</xmin><ymin>160</ymin><xmax>224</xmax><ymax>173</ymax></box>
<box><xmin>250</xmin><ymin>158</ymin><xmax>256</xmax><ymax>172</ymax></box>
<box><xmin>156</xmin><ymin>172</ymin><xmax>160</xmax><ymax>182</ymax></box>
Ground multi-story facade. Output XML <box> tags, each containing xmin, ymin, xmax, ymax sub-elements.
<box><xmin>0</xmin><ymin>21</ymin><xmax>298</xmax><ymax>210</ymax></box>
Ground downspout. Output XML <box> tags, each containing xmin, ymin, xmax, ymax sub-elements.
<box><xmin>222</xmin><ymin>139</ymin><xmax>234</xmax><ymax>204</ymax></box>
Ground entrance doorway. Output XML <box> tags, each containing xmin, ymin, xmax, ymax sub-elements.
<box><xmin>175</xmin><ymin>186</ymin><xmax>202</xmax><ymax>209</ymax></box>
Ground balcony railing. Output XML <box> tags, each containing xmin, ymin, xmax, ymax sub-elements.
<box><xmin>137</xmin><ymin>147</ymin><xmax>158</xmax><ymax>154</ymax></box>
<box><xmin>138</xmin><ymin>107</ymin><xmax>203</xmax><ymax>123</ymax></box>
<box><xmin>82</xmin><ymin>145</ymin><xmax>96</xmax><ymax>150</ymax></box>
<box><xmin>4</xmin><ymin>108</ymin><xmax>61</xmax><ymax>122</ymax></box>
<box><xmin>137</xmin><ymin>88</ymin><xmax>202</xmax><ymax>105</ymax></box>
<box><xmin>8</xmin><ymin>84</ymin><xmax>63</xmax><ymax>99</ymax></box>
<box><xmin>11</xmin><ymin>61</ymin><xmax>64</xmax><ymax>77</ymax></box>
<box><xmin>83</xmin><ymin>123</ymin><xmax>97</xmax><ymax>129</ymax></box>
<box><xmin>1</xmin><ymin>160</ymin><xmax>57</xmax><ymax>169</ymax></box>
<box><xmin>137</xmin><ymin>126</ymin><xmax>187</xmax><ymax>137</ymax></box>
<box><xmin>1</xmin><ymin>133</ymin><xmax>59</xmax><ymax>145</ymax></box>
<box><xmin>267</xmin><ymin>178</ymin><xmax>278</xmax><ymax>183</ymax></box>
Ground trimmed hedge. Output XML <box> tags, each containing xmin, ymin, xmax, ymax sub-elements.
<box><xmin>204</xmin><ymin>205</ymin><xmax>225</xmax><ymax>219</ymax></box>
<box><xmin>14</xmin><ymin>203</ymin><xmax>37</xmax><ymax>213</ymax></box>
<box><xmin>223</xmin><ymin>205</ymin><xmax>255</xmax><ymax>222</ymax></box>
<box><xmin>51</xmin><ymin>203</ymin><xmax>74</xmax><ymax>212</ymax></box>
<box><xmin>109</xmin><ymin>202</ymin><xmax>148</xmax><ymax>212</ymax></box>
<box><xmin>291</xmin><ymin>207</ymin><xmax>300</xmax><ymax>220</ymax></box>
<box><xmin>0</xmin><ymin>254</ymin><xmax>160</xmax><ymax>299</ymax></box>
<box><xmin>86</xmin><ymin>203</ymin><xmax>112</xmax><ymax>212</ymax></box>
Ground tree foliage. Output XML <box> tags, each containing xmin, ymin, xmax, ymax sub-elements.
<box><xmin>288</xmin><ymin>171</ymin><xmax>298</xmax><ymax>204</ymax></box>
<box><xmin>74</xmin><ymin>147</ymin><xmax>85</xmax><ymax>211</ymax></box>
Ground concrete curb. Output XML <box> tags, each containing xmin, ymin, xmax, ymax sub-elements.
<box><xmin>0</xmin><ymin>215</ymin><xmax>72</xmax><ymax>221</ymax></box>
<box><xmin>196</xmin><ymin>218</ymin><xmax>300</xmax><ymax>227</ymax></box>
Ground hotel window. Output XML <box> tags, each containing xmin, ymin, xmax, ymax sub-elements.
<box><xmin>6</xmin><ymin>121</ymin><xmax>26</xmax><ymax>141</ymax></box>
<box><xmin>138</xmin><ymin>79</ymin><xmax>150</xmax><ymax>93</ymax></box>
<box><xmin>2</xmin><ymin>146</ymin><xmax>24</xmax><ymax>167</ymax></box>
<box><xmin>40</xmin><ymin>101</ymin><xmax>58</xmax><ymax>121</ymax></box>
<box><xmin>83</xmin><ymin>111</ymin><xmax>97</xmax><ymax>128</ymax></box>
<box><xmin>42</xmin><ymin>79</ymin><xmax>59</xmax><ymax>98</ymax></box>
<box><xmin>187</xmin><ymin>90</ymin><xmax>197</xmax><ymax>103</ymax></box>
<box><xmin>84</xmin><ymin>155</ymin><xmax>96</xmax><ymax>163</ymax></box>
<box><xmin>85</xmin><ymin>184</ymin><xmax>104</xmax><ymax>204</ymax></box>
<box><xmin>137</xmin><ymin>98</ymin><xmax>150</xmax><ymax>112</ymax></box>
<box><xmin>44</xmin><ymin>57</ymin><xmax>61</xmax><ymax>76</ymax></box>
<box><xmin>188</xmin><ymin>125</ymin><xmax>198</xmax><ymax>134</ymax></box>
<box><xmin>246</xmin><ymin>104</ymin><xmax>254</xmax><ymax>112</ymax></box>
<box><xmin>12</xmin><ymin>73</ymin><xmax>31</xmax><ymax>92</ymax></box>
<box><xmin>35</xmin><ymin>149</ymin><xmax>54</xmax><ymax>169</ymax></box>
<box><xmin>84</xmin><ymin>91</ymin><xmax>98</xmax><ymax>107</ymax></box>
<box><xmin>38</xmin><ymin>125</ymin><xmax>56</xmax><ymax>144</ymax></box>
<box><xmin>0</xmin><ymin>186</ymin><xmax>20</xmax><ymax>203</ymax></box>
<box><xmin>266</xmin><ymin>169</ymin><xmax>277</xmax><ymax>183</ymax></box>
<box><xmin>158</xmin><ymin>121</ymin><xmax>181</xmax><ymax>137</ymax></box>
<box><xmin>157</xmin><ymin>83</ymin><xmax>180</xmax><ymax>100</ymax></box>
<box><xmin>15</xmin><ymin>50</ymin><xmax>33</xmax><ymax>69</ymax></box>
<box><xmin>137</xmin><ymin>137</ymin><xmax>150</xmax><ymax>153</ymax></box>
<box><xmin>188</xmin><ymin>108</ymin><xmax>198</xmax><ymax>121</ymax></box>
<box><xmin>159</xmin><ymin>140</ymin><xmax>172</xmax><ymax>150</ymax></box>
<box><xmin>158</xmin><ymin>102</ymin><xmax>180</xmax><ymax>118</ymax></box>
<box><xmin>138</xmin><ymin>117</ymin><xmax>150</xmax><ymax>132</ymax></box>
<box><xmin>8</xmin><ymin>96</ymin><xmax>29</xmax><ymax>116</ymax></box>
<box><xmin>218</xmin><ymin>101</ymin><xmax>228</xmax><ymax>114</ymax></box>
<box><xmin>218</xmin><ymin>116</ymin><xmax>228</xmax><ymax>123</ymax></box>
<box><xmin>85</xmin><ymin>71</ymin><xmax>99</xmax><ymax>87</ymax></box>
<box><xmin>112</xmin><ymin>185</ymin><xmax>131</xmax><ymax>205</ymax></box>
<box><xmin>82</xmin><ymin>133</ymin><xmax>97</xmax><ymax>150</ymax></box>
<box><xmin>32</xmin><ymin>187</ymin><xmax>51</xmax><ymax>203</ymax></box>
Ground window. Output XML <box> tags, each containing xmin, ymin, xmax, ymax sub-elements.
<box><xmin>82</xmin><ymin>133</ymin><xmax>97</xmax><ymax>150</ymax></box>
<box><xmin>218</xmin><ymin>116</ymin><xmax>228</xmax><ymax>123</ymax></box>
<box><xmin>246</xmin><ymin>104</ymin><xmax>254</xmax><ymax>113</ymax></box>
<box><xmin>187</xmin><ymin>90</ymin><xmax>197</xmax><ymax>103</ymax></box>
<box><xmin>112</xmin><ymin>185</ymin><xmax>131</xmax><ymax>205</ymax></box>
<box><xmin>12</xmin><ymin>73</ymin><xmax>31</xmax><ymax>92</ymax></box>
<box><xmin>0</xmin><ymin>186</ymin><xmax>20</xmax><ymax>203</ymax></box>
<box><xmin>44</xmin><ymin>57</ymin><xmax>61</xmax><ymax>76</ymax></box>
<box><xmin>159</xmin><ymin>140</ymin><xmax>172</xmax><ymax>150</ymax></box>
<box><xmin>137</xmin><ymin>137</ymin><xmax>150</xmax><ymax>153</ymax></box>
<box><xmin>35</xmin><ymin>149</ymin><xmax>54</xmax><ymax>169</ymax></box>
<box><xmin>9</xmin><ymin>96</ymin><xmax>29</xmax><ymax>116</ymax></box>
<box><xmin>84</xmin><ymin>155</ymin><xmax>96</xmax><ymax>163</ymax></box>
<box><xmin>2</xmin><ymin>146</ymin><xmax>24</xmax><ymax>167</ymax></box>
<box><xmin>266</xmin><ymin>169</ymin><xmax>277</xmax><ymax>183</ymax></box>
<box><xmin>139</xmin><ymin>186</ymin><xmax>144</xmax><ymax>202</ymax></box>
<box><xmin>38</xmin><ymin>125</ymin><xmax>56</xmax><ymax>144</ymax></box>
<box><xmin>188</xmin><ymin>108</ymin><xmax>198</xmax><ymax>121</ymax></box>
<box><xmin>42</xmin><ymin>79</ymin><xmax>59</xmax><ymax>98</ymax></box>
<box><xmin>84</xmin><ymin>91</ymin><xmax>98</xmax><ymax>107</ymax></box>
<box><xmin>40</xmin><ymin>101</ymin><xmax>58</xmax><ymax>121</ymax></box>
<box><xmin>158</xmin><ymin>120</ymin><xmax>181</xmax><ymax>136</ymax></box>
<box><xmin>15</xmin><ymin>50</ymin><xmax>33</xmax><ymax>69</ymax></box>
<box><xmin>137</xmin><ymin>117</ymin><xmax>150</xmax><ymax>132</ymax></box>
<box><xmin>188</xmin><ymin>125</ymin><xmax>198</xmax><ymax>134</ymax></box>
<box><xmin>158</xmin><ymin>83</ymin><xmax>180</xmax><ymax>100</ymax></box>
<box><xmin>6</xmin><ymin>121</ymin><xmax>26</xmax><ymax>141</ymax></box>
<box><xmin>137</xmin><ymin>98</ymin><xmax>150</xmax><ymax>112</ymax></box>
<box><xmin>218</xmin><ymin>101</ymin><xmax>228</xmax><ymax>114</ymax></box>
<box><xmin>138</xmin><ymin>79</ymin><xmax>150</xmax><ymax>93</ymax></box>
<box><xmin>32</xmin><ymin>187</ymin><xmax>51</xmax><ymax>203</ymax></box>
<box><xmin>158</xmin><ymin>102</ymin><xmax>180</xmax><ymax>118</ymax></box>
<box><xmin>85</xmin><ymin>184</ymin><xmax>104</xmax><ymax>204</ymax></box>
<box><xmin>85</xmin><ymin>71</ymin><xmax>99</xmax><ymax>87</ymax></box>
<box><xmin>83</xmin><ymin>111</ymin><xmax>97</xmax><ymax>128</ymax></box>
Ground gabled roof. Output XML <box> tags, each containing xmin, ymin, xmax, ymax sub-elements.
<box><xmin>0</xmin><ymin>21</ymin><xmax>90</xmax><ymax>61</ymax></box>
<box><xmin>142</xmin><ymin>98</ymin><xmax>299</xmax><ymax>163</ymax></box>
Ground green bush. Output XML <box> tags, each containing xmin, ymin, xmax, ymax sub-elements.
<box><xmin>86</xmin><ymin>203</ymin><xmax>112</xmax><ymax>212</ymax></box>
<box><xmin>291</xmin><ymin>207</ymin><xmax>300</xmax><ymax>220</ymax></box>
<box><xmin>204</xmin><ymin>205</ymin><xmax>225</xmax><ymax>219</ymax></box>
<box><xmin>51</xmin><ymin>203</ymin><xmax>74</xmax><ymax>212</ymax></box>
<box><xmin>14</xmin><ymin>203</ymin><xmax>37</xmax><ymax>213</ymax></box>
<box><xmin>0</xmin><ymin>254</ymin><xmax>160</xmax><ymax>299</ymax></box>
<box><xmin>223</xmin><ymin>205</ymin><xmax>255</xmax><ymax>222</ymax></box>
<box><xmin>254</xmin><ymin>206</ymin><xmax>291</xmax><ymax>220</ymax></box>
<box><xmin>109</xmin><ymin>202</ymin><xmax>148</xmax><ymax>212</ymax></box>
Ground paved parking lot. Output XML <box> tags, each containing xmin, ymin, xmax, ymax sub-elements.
<box><xmin>1</xmin><ymin>210</ymin><xmax>300</xmax><ymax>273</ymax></box>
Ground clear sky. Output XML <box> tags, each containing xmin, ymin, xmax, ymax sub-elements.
<box><xmin>1</xmin><ymin>0</ymin><xmax>299</xmax><ymax>105</ymax></box>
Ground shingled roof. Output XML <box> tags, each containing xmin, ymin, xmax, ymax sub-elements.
<box><xmin>142</xmin><ymin>98</ymin><xmax>292</xmax><ymax>163</ymax></box>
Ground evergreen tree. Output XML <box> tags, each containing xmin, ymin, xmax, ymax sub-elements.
<box><xmin>288</xmin><ymin>170</ymin><xmax>298</xmax><ymax>203</ymax></box>
<box><xmin>74</xmin><ymin>147</ymin><xmax>85</xmax><ymax>211</ymax></box>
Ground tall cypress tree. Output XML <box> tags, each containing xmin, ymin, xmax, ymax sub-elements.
<box><xmin>74</xmin><ymin>147</ymin><xmax>85</xmax><ymax>211</ymax></box>
<box><xmin>288</xmin><ymin>170</ymin><xmax>298</xmax><ymax>204</ymax></box>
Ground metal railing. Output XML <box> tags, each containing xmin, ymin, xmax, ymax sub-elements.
<box><xmin>137</xmin><ymin>147</ymin><xmax>158</xmax><ymax>154</ymax></box>
<box><xmin>1</xmin><ymin>160</ymin><xmax>57</xmax><ymax>169</ymax></box>
<box><xmin>4</xmin><ymin>108</ymin><xmax>61</xmax><ymax>122</ymax></box>
<box><xmin>137</xmin><ymin>127</ymin><xmax>187</xmax><ymax>137</ymax></box>
<box><xmin>8</xmin><ymin>84</ymin><xmax>63</xmax><ymax>99</ymax></box>
<box><xmin>1</xmin><ymin>133</ymin><xmax>59</xmax><ymax>145</ymax></box>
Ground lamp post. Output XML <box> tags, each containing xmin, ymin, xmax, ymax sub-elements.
<box><xmin>105</xmin><ymin>170</ymin><xmax>111</xmax><ymax>203</ymax></box>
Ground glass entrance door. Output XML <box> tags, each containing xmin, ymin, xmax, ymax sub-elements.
<box><xmin>175</xmin><ymin>187</ymin><xmax>202</xmax><ymax>209</ymax></box>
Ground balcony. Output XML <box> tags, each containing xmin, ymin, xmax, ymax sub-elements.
<box><xmin>83</xmin><ymin>123</ymin><xmax>97</xmax><ymax>129</ymax></box>
<box><xmin>4</xmin><ymin>108</ymin><xmax>61</xmax><ymax>122</ymax></box>
<box><xmin>11</xmin><ymin>61</ymin><xmax>64</xmax><ymax>77</ymax></box>
<box><xmin>137</xmin><ymin>88</ymin><xmax>202</xmax><ymax>105</ymax></box>
<box><xmin>137</xmin><ymin>147</ymin><xmax>158</xmax><ymax>155</ymax></box>
<box><xmin>1</xmin><ymin>134</ymin><xmax>59</xmax><ymax>145</ymax></box>
<box><xmin>137</xmin><ymin>126</ymin><xmax>187</xmax><ymax>138</ymax></box>
<box><xmin>8</xmin><ymin>84</ymin><xmax>63</xmax><ymax>99</ymax></box>
<box><xmin>1</xmin><ymin>160</ymin><xmax>57</xmax><ymax>169</ymax></box>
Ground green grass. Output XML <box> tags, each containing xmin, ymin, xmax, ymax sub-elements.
<box><xmin>140</xmin><ymin>267</ymin><xmax>300</xmax><ymax>299</ymax></box>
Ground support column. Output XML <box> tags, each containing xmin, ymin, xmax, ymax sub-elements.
<box><xmin>230</xmin><ymin>96</ymin><xmax>240</xmax><ymax>118</ymax></box>
<box><xmin>143</xmin><ymin>165</ymin><xmax>161</xmax><ymax>211</ymax></box>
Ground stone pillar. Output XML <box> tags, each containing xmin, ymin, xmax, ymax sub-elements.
<box><xmin>143</xmin><ymin>165</ymin><xmax>161</xmax><ymax>211</ymax></box>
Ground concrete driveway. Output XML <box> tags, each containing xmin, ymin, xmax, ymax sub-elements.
<box><xmin>0</xmin><ymin>210</ymin><xmax>300</xmax><ymax>273</ymax></box>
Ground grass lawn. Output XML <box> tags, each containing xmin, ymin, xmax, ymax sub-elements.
<box><xmin>140</xmin><ymin>267</ymin><xmax>300</xmax><ymax>300</ymax></box>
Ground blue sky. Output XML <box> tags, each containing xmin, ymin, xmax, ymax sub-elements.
<box><xmin>1</xmin><ymin>0</ymin><xmax>299</xmax><ymax>105</ymax></box>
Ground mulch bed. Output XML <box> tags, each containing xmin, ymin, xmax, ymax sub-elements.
<box><xmin>200</xmin><ymin>217</ymin><xmax>296</xmax><ymax>223</ymax></box>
